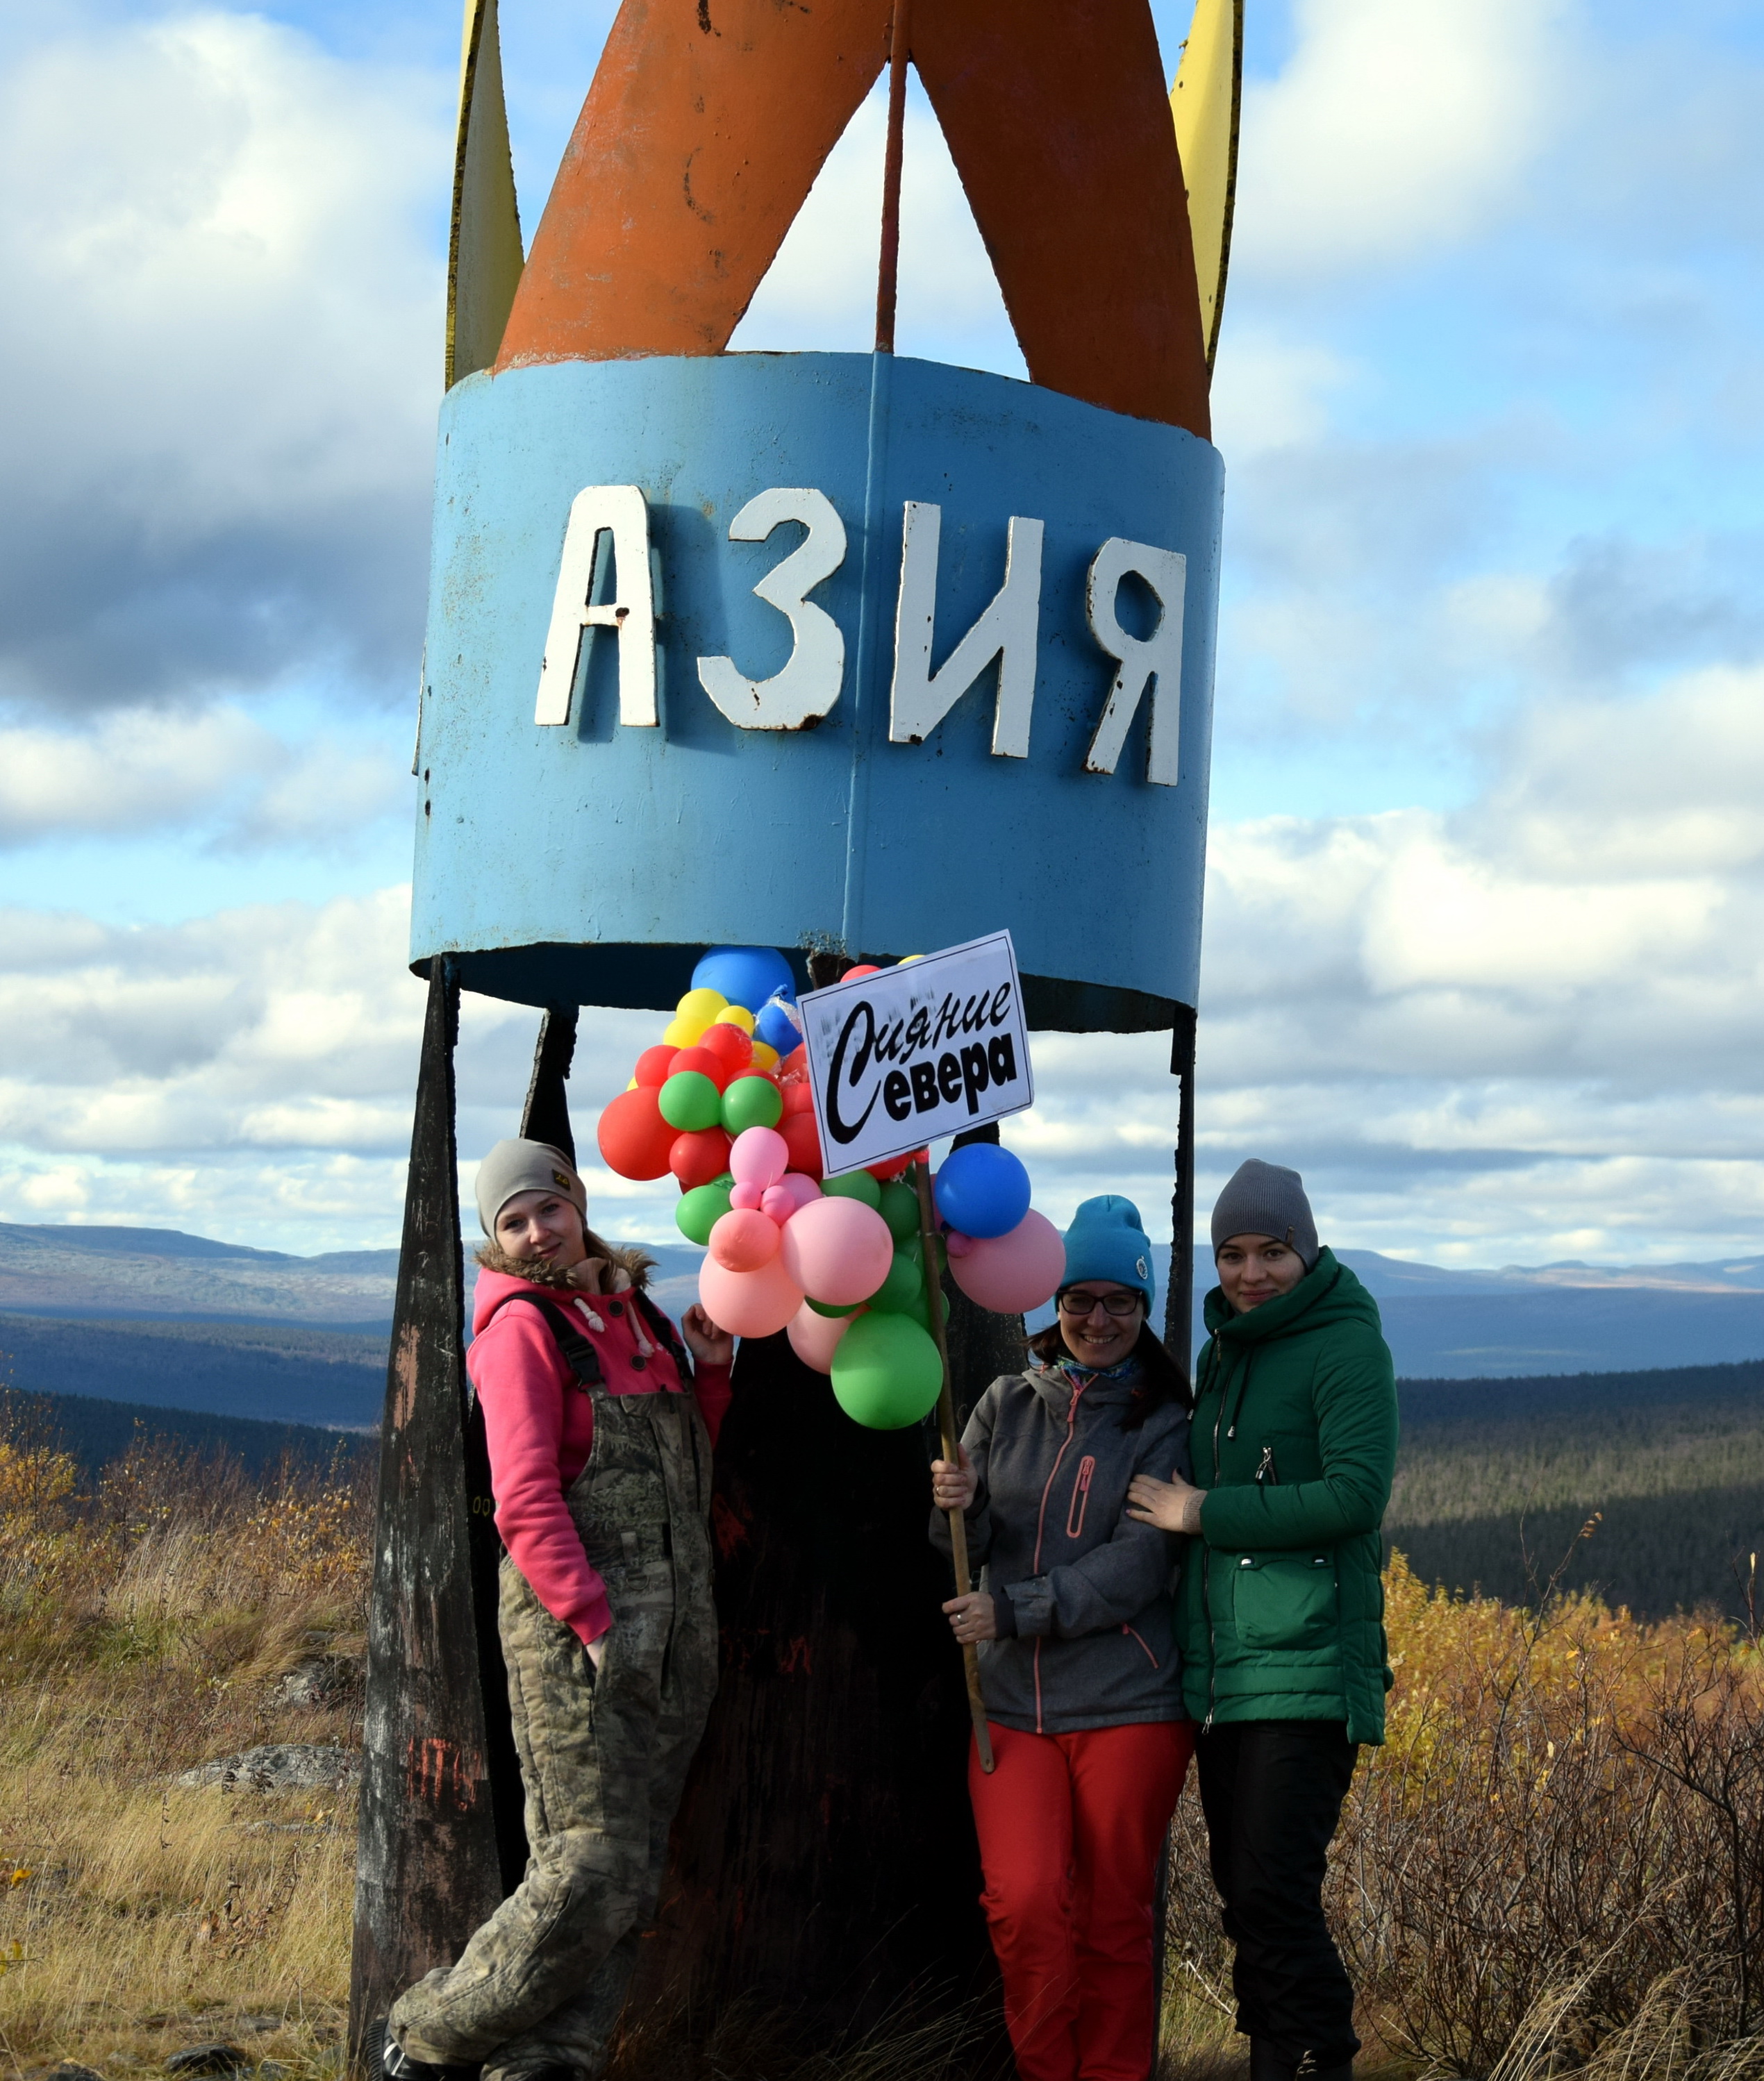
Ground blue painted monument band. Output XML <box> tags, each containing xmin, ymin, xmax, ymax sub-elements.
<box><xmin>410</xmin><ymin>352</ymin><xmax>1222</xmax><ymax>1033</ymax></box>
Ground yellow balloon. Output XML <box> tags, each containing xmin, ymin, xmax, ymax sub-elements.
<box><xmin>749</xmin><ymin>1040</ymin><xmax>780</xmax><ymax>1071</ymax></box>
<box><xmin>897</xmin><ymin>953</ymin><xmax>924</xmax><ymax>964</ymax></box>
<box><xmin>676</xmin><ymin>987</ymin><xmax>727</xmax><ymax>1026</ymax></box>
<box><xmin>663</xmin><ymin>1017</ymin><xmax>706</xmax><ymax>1048</ymax></box>
<box><xmin>626</xmin><ymin>1076</ymin><xmax>638</xmax><ymax>1090</ymax></box>
<box><xmin>714</xmin><ymin>1004</ymin><xmax>756</xmax><ymax>1035</ymax></box>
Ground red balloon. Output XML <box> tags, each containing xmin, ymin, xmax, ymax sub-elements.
<box><xmin>708</xmin><ymin>1207</ymin><xmax>782</xmax><ymax>1273</ymax></box>
<box><xmin>633</xmin><ymin>1044</ymin><xmax>676</xmax><ymax>1087</ymax></box>
<box><xmin>779</xmin><ymin>1110</ymin><xmax>824</xmax><ymax>1179</ymax></box>
<box><xmin>777</xmin><ymin>1045</ymin><xmax>809</xmax><ymax>1085</ymax></box>
<box><xmin>866</xmin><ymin>1148</ymin><xmax>923</xmax><ymax>1181</ymax></box>
<box><xmin>780</xmin><ymin>1083</ymin><xmax>815</xmax><ymax>1117</ymax></box>
<box><xmin>669</xmin><ymin>1127</ymin><xmax>732</xmax><ymax>1190</ymax></box>
<box><xmin>697</xmin><ymin>1023</ymin><xmax>754</xmax><ymax>1071</ymax></box>
<box><xmin>669</xmin><ymin>1045</ymin><xmax>731</xmax><ymax>1091</ymax></box>
<box><xmin>597</xmin><ymin>1087</ymin><xmax>676</xmax><ymax>1180</ymax></box>
<box><xmin>843</xmin><ymin>964</ymin><xmax>882</xmax><ymax>980</ymax></box>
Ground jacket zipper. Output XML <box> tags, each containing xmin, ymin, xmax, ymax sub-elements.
<box><xmin>1030</xmin><ymin>1378</ymin><xmax>1090</xmax><ymax>1735</ymax></box>
<box><xmin>1064</xmin><ymin>1455</ymin><xmax>1096</xmax><ymax>1540</ymax></box>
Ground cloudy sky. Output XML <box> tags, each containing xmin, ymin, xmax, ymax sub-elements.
<box><xmin>1</xmin><ymin>0</ymin><xmax>1761</xmax><ymax>1269</ymax></box>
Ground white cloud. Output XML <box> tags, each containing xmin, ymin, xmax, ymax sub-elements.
<box><xmin>0</xmin><ymin>10</ymin><xmax>447</xmax><ymax>710</ymax></box>
<box><xmin>0</xmin><ymin>703</ymin><xmax>406</xmax><ymax>849</ymax></box>
<box><xmin>1232</xmin><ymin>0</ymin><xmax>1570</xmax><ymax>278</ymax></box>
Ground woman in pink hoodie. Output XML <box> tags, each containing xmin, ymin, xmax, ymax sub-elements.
<box><xmin>383</xmin><ymin>1138</ymin><xmax>732</xmax><ymax>2081</ymax></box>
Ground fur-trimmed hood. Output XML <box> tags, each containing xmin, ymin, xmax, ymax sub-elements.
<box><xmin>473</xmin><ymin>1237</ymin><xmax>655</xmax><ymax>1292</ymax></box>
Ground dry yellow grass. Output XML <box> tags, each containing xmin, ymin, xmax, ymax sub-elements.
<box><xmin>0</xmin><ymin>1407</ymin><xmax>367</xmax><ymax>2078</ymax></box>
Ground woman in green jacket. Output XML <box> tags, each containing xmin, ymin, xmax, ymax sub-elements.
<box><xmin>1128</xmin><ymin>1160</ymin><xmax>1397</xmax><ymax>2081</ymax></box>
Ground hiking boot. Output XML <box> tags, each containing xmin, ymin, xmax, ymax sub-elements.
<box><xmin>1251</xmin><ymin>2043</ymin><xmax>1354</xmax><ymax>2081</ymax></box>
<box><xmin>372</xmin><ymin>2019</ymin><xmax>476</xmax><ymax>2081</ymax></box>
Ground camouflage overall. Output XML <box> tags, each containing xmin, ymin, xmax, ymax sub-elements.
<box><xmin>391</xmin><ymin>1349</ymin><xmax>717</xmax><ymax>2081</ymax></box>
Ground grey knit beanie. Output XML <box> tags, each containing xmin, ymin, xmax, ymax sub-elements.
<box><xmin>474</xmin><ymin>1139</ymin><xmax>587</xmax><ymax>1237</ymax></box>
<box><xmin>1210</xmin><ymin>1159</ymin><xmax>1320</xmax><ymax>1268</ymax></box>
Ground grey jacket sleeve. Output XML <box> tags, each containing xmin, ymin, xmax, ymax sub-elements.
<box><xmin>928</xmin><ymin>1380</ymin><xmax>1003</xmax><ymax>1568</ymax></box>
<box><xmin>1004</xmin><ymin>1407</ymin><xmax>1187</xmax><ymax>1639</ymax></box>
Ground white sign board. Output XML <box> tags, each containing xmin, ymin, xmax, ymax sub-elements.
<box><xmin>799</xmin><ymin>932</ymin><xmax>1035</xmax><ymax>1177</ymax></box>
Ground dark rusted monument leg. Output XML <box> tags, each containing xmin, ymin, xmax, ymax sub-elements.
<box><xmin>1163</xmin><ymin>1005</ymin><xmax>1198</xmax><ymax>1383</ymax></box>
<box><xmin>349</xmin><ymin>959</ymin><xmax>505</xmax><ymax>2067</ymax></box>
<box><xmin>627</xmin><ymin>1331</ymin><xmax>997</xmax><ymax>2049</ymax></box>
<box><xmin>521</xmin><ymin>1005</ymin><xmax>580</xmax><ymax>1162</ymax></box>
<box><xmin>1153</xmin><ymin>1003</ymin><xmax>1199</xmax><ymax>2078</ymax></box>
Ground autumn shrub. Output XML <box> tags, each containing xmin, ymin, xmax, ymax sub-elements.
<box><xmin>1163</xmin><ymin>1548</ymin><xmax>1764</xmax><ymax>2078</ymax></box>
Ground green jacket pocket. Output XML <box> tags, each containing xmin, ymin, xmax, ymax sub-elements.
<box><xmin>1231</xmin><ymin>1553</ymin><xmax>1338</xmax><ymax>1650</ymax></box>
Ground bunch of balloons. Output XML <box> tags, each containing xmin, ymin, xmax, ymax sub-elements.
<box><xmin>592</xmin><ymin>945</ymin><xmax>1065</xmax><ymax>1435</ymax></box>
<box><xmin>596</xmin><ymin>946</ymin><xmax>823</xmax><ymax>1189</ymax></box>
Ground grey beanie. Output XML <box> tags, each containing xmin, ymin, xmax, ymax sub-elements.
<box><xmin>1210</xmin><ymin>1159</ymin><xmax>1320</xmax><ymax>1268</ymax></box>
<box><xmin>475</xmin><ymin>1138</ymin><xmax>587</xmax><ymax>1237</ymax></box>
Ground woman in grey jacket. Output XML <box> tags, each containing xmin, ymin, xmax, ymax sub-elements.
<box><xmin>931</xmin><ymin>1195</ymin><xmax>1193</xmax><ymax>2081</ymax></box>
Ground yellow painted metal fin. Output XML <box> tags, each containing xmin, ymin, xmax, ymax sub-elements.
<box><xmin>448</xmin><ymin>0</ymin><xmax>524</xmax><ymax>389</ymax></box>
<box><xmin>1170</xmin><ymin>0</ymin><xmax>1243</xmax><ymax>372</ymax></box>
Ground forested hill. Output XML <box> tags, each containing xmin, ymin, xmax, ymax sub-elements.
<box><xmin>1388</xmin><ymin>1357</ymin><xmax>1764</xmax><ymax>1623</ymax></box>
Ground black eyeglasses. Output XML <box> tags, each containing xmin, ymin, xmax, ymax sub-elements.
<box><xmin>1056</xmin><ymin>1288</ymin><xmax>1142</xmax><ymax>1318</ymax></box>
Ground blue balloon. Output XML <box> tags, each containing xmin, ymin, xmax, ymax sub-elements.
<box><xmin>756</xmin><ymin>994</ymin><xmax>802</xmax><ymax>1055</ymax></box>
<box><xmin>691</xmin><ymin>944</ymin><xmax>796</xmax><ymax>1014</ymax></box>
<box><xmin>933</xmin><ymin>1143</ymin><xmax>1032</xmax><ymax>1240</ymax></box>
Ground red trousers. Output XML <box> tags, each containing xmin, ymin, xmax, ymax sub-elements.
<box><xmin>970</xmin><ymin>1719</ymin><xmax>1195</xmax><ymax>2081</ymax></box>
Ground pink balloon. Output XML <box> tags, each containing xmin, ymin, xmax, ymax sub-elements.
<box><xmin>729</xmin><ymin>1180</ymin><xmax>765</xmax><ymax>1211</ymax></box>
<box><xmin>779</xmin><ymin>1196</ymin><xmax>895</xmax><ymax>1306</ymax></box>
<box><xmin>778</xmin><ymin>1172</ymin><xmax>822</xmax><ymax>1210</ymax></box>
<box><xmin>708</xmin><ymin>1207</ymin><xmax>781</xmax><ymax>1273</ymax></box>
<box><xmin>730</xmin><ymin>1126</ymin><xmax>789</xmax><ymax>1189</ymax></box>
<box><xmin>698</xmin><ymin>1253</ymin><xmax>804</xmax><ymax>1339</ymax></box>
<box><xmin>947</xmin><ymin>1209</ymin><xmax>1066</xmax><ymax>1314</ymax></box>
<box><xmin>785</xmin><ymin>1301</ymin><xmax>864</xmax><ymax>1374</ymax></box>
<box><xmin>945</xmin><ymin>1229</ymin><xmax>975</xmax><ymax>1257</ymax></box>
<box><xmin>760</xmin><ymin>1185</ymin><xmax>795</xmax><ymax>1223</ymax></box>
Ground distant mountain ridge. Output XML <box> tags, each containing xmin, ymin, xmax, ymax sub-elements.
<box><xmin>1</xmin><ymin>1221</ymin><xmax>1761</xmax><ymax>1385</ymax></box>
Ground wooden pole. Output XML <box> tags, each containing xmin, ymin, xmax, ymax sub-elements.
<box><xmin>915</xmin><ymin>1157</ymin><xmax>995</xmax><ymax>1773</ymax></box>
<box><xmin>874</xmin><ymin>0</ymin><xmax>910</xmax><ymax>354</ymax></box>
<box><xmin>349</xmin><ymin>959</ymin><xmax>503</xmax><ymax>2069</ymax></box>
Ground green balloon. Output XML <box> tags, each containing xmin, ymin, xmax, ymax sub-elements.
<box><xmin>822</xmin><ymin>1169</ymin><xmax>882</xmax><ymax>1210</ymax></box>
<box><xmin>866</xmin><ymin>1248</ymin><xmax>924</xmax><ymax>1314</ymax></box>
<box><xmin>831</xmin><ymin>1313</ymin><xmax>944</xmax><ymax>1430</ymax></box>
<box><xmin>660</xmin><ymin>1069</ymin><xmax>722</xmax><ymax>1132</ymax></box>
<box><xmin>898</xmin><ymin>1287</ymin><xmax>933</xmax><ymax>1334</ymax></box>
<box><xmin>676</xmin><ymin>1180</ymin><xmax>733</xmax><ymax>1245</ymax></box>
<box><xmin>721</xmin><ymin>1073</ymin><xmax>784</xmax><ymax>1133</ymax></box>
<box><xmin>879</xmin><ymin>1179</ymin><xmax>920</xmax><ymax>1239</ymax></box>
<box><xmin>806</xmin><ymin>1296</ymin><xmax>861</xmax><ymax>1319</ymax></box>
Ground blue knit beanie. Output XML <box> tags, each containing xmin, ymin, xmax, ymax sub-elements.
<box><xmin>1061</xmin><ymin>1195</ymin><xmax>1157</xmax><ymax>1311</ymax></box>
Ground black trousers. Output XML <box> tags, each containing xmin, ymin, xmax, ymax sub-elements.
<box><xmin>1195</xmin><ymin>1719</ymin><xmax>1361</xmax><ymax>2066</ymax></box>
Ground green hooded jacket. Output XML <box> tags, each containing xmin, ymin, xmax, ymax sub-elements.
<box><xmin>1176</xmin><ymin>1248</ymin><xmax>1398</xmax><ymax>1744</ymax></box>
